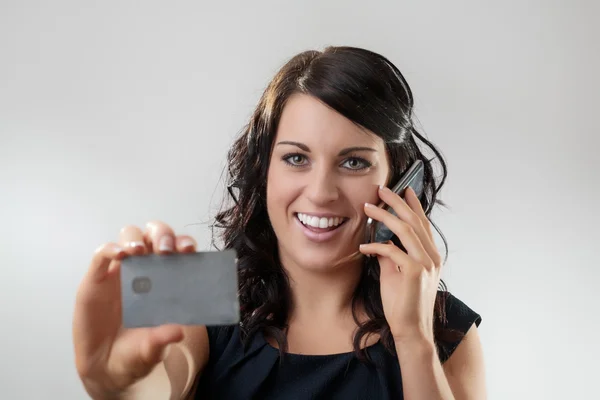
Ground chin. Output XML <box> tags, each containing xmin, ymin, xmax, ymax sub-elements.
<box><xmin>287</xmin><ymin>248</ymin><xmax>358</xmax><ymax>272</ymax></box>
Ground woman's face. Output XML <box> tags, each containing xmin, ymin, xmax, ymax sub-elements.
<box><xmin>266</xmin><ymin>93</ymin><xmax>390</xmax><ymax>272</ymax></box>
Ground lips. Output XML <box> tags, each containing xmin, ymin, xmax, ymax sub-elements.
<box><xmin>294</xmin><ymin>213</ymin><xmax>348</xmax><ymax>242</ymax></box>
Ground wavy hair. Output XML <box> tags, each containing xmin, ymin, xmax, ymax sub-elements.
<box><xmin>212</xmin><ymin>46</ymin><xmax>462</xmax><ymax>360</ymax></box>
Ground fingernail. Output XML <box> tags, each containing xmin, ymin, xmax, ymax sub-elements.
<box><xmin>125</xmin><ymin>241</ymin><xmax>144</xmax><ymax>249</ymax></box>
<box><xmin>379</xmin><ymin>185</ymin><xmax>389</xmax><ymax>192</ymax></box>
<box><xmin>158</xmin><ymin>236</ymin><xmax>174</xmax><ymax>252</ymax></box>
<box><xmin>180</xmin><ymin>237</ymin><xmax>195</xmax><ymax>249</ymax></box>
<box><xmin>364</xmin><ymin>202</ymin><xmax>375</xmax><ymax>208</ymax></box>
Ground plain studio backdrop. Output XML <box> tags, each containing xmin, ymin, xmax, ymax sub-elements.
<box><xmin>1</xmin><ymin>1</ymin><xmax>598</xmax><ymax>399</ymax></box>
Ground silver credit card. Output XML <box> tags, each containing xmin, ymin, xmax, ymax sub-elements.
<box><xmin>120</xmin><ymin>250</ymin><xmax>239</xmax><ymax>328</ymax></box>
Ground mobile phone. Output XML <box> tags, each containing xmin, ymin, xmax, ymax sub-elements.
<box><xmin>120</xmin><ymin>249</ymin><xmax>240</xmax><ymax>328</ymax></box>
<box><xmin>364</xmin><ymin>160</ymin><xmax>425</xmax><ymax>245</ymax></box>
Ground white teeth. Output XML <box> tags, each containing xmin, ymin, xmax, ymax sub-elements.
<box><xmin>297</xmin><ymin>213</ymin><xmax>345</xmax><ymax>229</ymax></box>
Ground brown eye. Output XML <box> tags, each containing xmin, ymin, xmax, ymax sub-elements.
<box><xmin>341</xmin><ymin>157</ymin><xmax>371</xmax><ymax>171</ymax></box>
<box><xmin>348</xmin><ymin>159</ymin><xmax>360</xmax><ymax>168</ymax></box>
<box><xmin>283</xmin><ymin>153</ymin><xmax>308</xmax><ymax>167</ymax></box>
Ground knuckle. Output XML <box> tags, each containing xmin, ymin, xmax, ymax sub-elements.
<box><xmin>406</xmin><ymin>214</ymin><xmax>422</xmax><ymax>229</ymax></box>
<box><xmin>74</xmin><ymin>357</ymin><xmax>93</xmax><ymax>378</ymax></box>
<box><xmin>74</xmin><ymin>352</ymin><xmax>107</xmax><ymax>381</ymax></box>
<box><xmin>398</xmin><ymin>221</ymin><xmax>414</xmax><ymax>235</ymax></box>
<box><xmin>119</xmin><ymin>224</ymin><xmax>139</xmax><ymax>235</ymax></box>
<box><xmin>178</xmin><ymin>235</ymin><xmax>196</xmax><ymax>244</ymax></box>
<box><xmin>146</xmin><ymin>220</ymin><xmax>174</xmax><ymax>236</ymax></box>
<box><xmin>385</xmin><ymin>243</ymin><xmax>399</xmax><ymax>256</ymax></box>
<box><xmin>146</xmin><ymin>219</ymin><xmax>166</xmax><ymax>229</ymax></box>
<box><xmin>93</xmin><ymin>242</ymin><xmax>113</xmax><ymax>256</ymax></box>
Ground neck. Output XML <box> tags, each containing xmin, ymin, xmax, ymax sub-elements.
<box><xmin>282</xmin><ymin>258</ymin><xmax>364</xmax><ymax>325</ymax></box>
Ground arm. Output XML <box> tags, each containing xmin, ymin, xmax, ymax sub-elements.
<box><xmin>121</xmin><ymin>325</ymin><xmax>209</xmax><ymax>400</ymax></box>
<box><xmin>395</xmin><ymin>324</ymin><xmax>486</xmax><ymax>400</ymax></box>
<box><xmin>442</xmin><ymin>324</ymin><xmax>486</xmax><ymax>399</ymax></box>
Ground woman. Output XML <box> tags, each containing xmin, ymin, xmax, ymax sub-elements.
<box><xmin>73</xmin><ymin>46</ymin><xmax>485</xmax><ymax>399</ymax></box>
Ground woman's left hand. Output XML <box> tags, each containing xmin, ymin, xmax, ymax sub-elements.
<box><xmin>359</xmin><ymin>185</ymin><xmax>443</xmax><ymax>344</ymax></box>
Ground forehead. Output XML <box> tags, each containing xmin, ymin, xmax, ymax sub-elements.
<box><xmin>275</xmin><ymin>93</ymin><xmax>382</xmax><ymax>149</ymax></box>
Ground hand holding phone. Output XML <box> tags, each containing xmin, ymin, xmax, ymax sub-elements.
<box><xmin>364</xmin><ymin>160</ymin><xmax>425</xmax><ymax>245</ymax></box>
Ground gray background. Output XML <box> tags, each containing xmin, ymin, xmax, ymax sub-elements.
<box><xmin>1</xmin><ymin>0</ymin><xmax>598</xmax><ymax>398</ymax></box>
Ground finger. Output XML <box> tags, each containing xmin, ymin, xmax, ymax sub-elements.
<box><xmin>405</xmin><ymin>187</ymin><xmax>434</xmax><ymax>239</ymax></box>
<box><xmin>375</xmin><ymin>187</ymin><xmax>440</xmax><ymax>264</ymax></box>
<box><xmin>364</xmin><ymin>202</ymin><xmax>432</xmax><ymax>265</ymax></box>
<box><xmin>359</xmin><ymin>242</ymin><xmax>418</xmax><ymax>273</ymax></box>
<box><xmin>404</xmin><ymin>188</ymin><xmax>442</xmax><ymax>267</ymax></box>
<box><xmin>118</xmin><ymin>225</ymin><xmax>148</xmax><ymax>256</ymax></box>
<box><xmin>359</xmin><ymin>241</ymin><xmax>427</xmax><ymax>273</ymax></box>
<box><xmin>74</xmin><ymin>243</ymin><xmax>126</xmax><ymax>363</ymax></box>
<box><xmin>176</xmin><ymin>235</ymin><xmax>197</xmax><ymax>253</ymax></box>
<box><xmin>139</xmin><ymin>325</ymin><xmax>185</xmax><ymax>365</ymax></box>
<box><xmin>86</xmin><ymin>243</ymin><xmax>126</xmax><ymax>284</ymax></box>
<box><xmin>144</xmin><ymin>221</ymin><xmax>176</xmax><ymax>255</ymax></box>
<box><xmin>110</xmin><ymin>325</ymin><xmax>184</xmax><ymax>382</ymax></box>
<box><xmin>378</xmin><ymin>186</ymin><xmax>427</xmax><ymax>236</ymax></box>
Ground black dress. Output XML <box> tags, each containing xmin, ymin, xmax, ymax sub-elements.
<box><xmin>195</xmin><ymin>292</ymin><xmax>481</xmax><ymax>400</ymax></box>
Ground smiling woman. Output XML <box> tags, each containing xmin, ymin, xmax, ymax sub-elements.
<box><xmin>73</xmin><ymin>46</ymin><xmax>485</xmax><ymax>400</ymax></box>
<box><xmin>266</xmin><ymin>94</ymin><xmax>389</xmax><ymax>267</ymax></box>
<box><xmin>205</xmin><ymin>47</ymin><xmax>485</xmax><ymax>398</ymax></box>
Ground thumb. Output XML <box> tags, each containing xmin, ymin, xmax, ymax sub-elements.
<box><xmin>138</xmin><ymin>324</ymin><xmax>185</xmax><ymax>366</ymax></box>
<box><xmin>110</xmin><ymin>325</ymin><xmax>184</xmax><ymax>382</ymax></box>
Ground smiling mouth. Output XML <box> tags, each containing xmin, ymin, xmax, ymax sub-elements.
<box><xmin>295</xmin><ymin>213</ymin><xmax>349</xmax><ymax>232</ymax></box>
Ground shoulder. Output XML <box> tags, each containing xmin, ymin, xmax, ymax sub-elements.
<box><xmin>436</xmin><ymin>291</ymin><xmax>487</xmax><ymax>398</ymax></box>
<box><xmin>205</xmin><ymin>324</ymin><xmax>239</xmax><ymax>361</ymax></box>
<box><xmin>436</xmin><ymin>291</ymin><xmax>482</xmax><ymax>364</ymax></box>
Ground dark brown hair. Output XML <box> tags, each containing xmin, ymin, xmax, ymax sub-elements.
<box><xmin>212</xmin><ymin>46</ymin><xmax>462</xmax><ymax>360</ymax></box>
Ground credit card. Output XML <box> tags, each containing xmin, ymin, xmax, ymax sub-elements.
<box><xmin>120</xmin><ymin>250</ymin><xmax>239</xmax><ymax>328</ymax></box>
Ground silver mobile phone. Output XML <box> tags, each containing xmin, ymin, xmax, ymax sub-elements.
<box><xmin>120</xmin><ymin>250</ymin><xmax>239</xmax><ymax>328</ymax></box>
<box><xmin>364</xmin><ymin>160</ymin><xmax>425</xmax><ymax>244</ymax></box>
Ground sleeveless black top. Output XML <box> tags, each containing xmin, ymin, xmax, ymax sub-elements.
<box><xmin>195</xmin><ymin>292</ymin><xmax>481</xmax><ymax>399</ymax></box>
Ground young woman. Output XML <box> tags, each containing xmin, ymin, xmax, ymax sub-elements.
<box><xmin>73</xmin><ymin>46</ymin><xmax>486</xmax><ymax>399</ymax></box>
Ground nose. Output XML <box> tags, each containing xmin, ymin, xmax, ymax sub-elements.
<box><xmin>305</xmin><ymin>168</ymin><xmax>339</xmax><ymax>205</ymax></box>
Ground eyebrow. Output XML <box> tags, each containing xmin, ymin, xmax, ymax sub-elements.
<box><xmin>275</xmin><ymin>141</ymin><xmax>377</xmax><ymax>156</ymax></box>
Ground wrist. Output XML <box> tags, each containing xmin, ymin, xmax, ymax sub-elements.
<box><xmin>392</xmin><ymin>328</ymin><xmax>434</xmax><ymax>347</ymax></box>
<box><xmin>394</xmin><ymin>335</ymin><xmax>437</xmax><ymax>358</ymax></box>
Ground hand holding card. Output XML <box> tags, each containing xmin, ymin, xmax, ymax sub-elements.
<box><xmin>72</xmin><ymin>221</ymin><xmax>238</xmax><ymax>399</ymax></box>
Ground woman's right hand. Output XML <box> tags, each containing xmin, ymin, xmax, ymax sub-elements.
<box><xmin>73</xmin><ymin>221</ymin><xmax>198</xmax><ymax>398</ymax></box>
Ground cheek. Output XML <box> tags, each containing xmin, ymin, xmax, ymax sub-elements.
<box><xmin>343</xmin><ymin>179</ymin><xmax>384</xmax><ymax>213</ymax></box>
<box><xmin>266</xmin><ymin>165</ymin><xmax>296</xmax><ymax>219</ymax></box>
